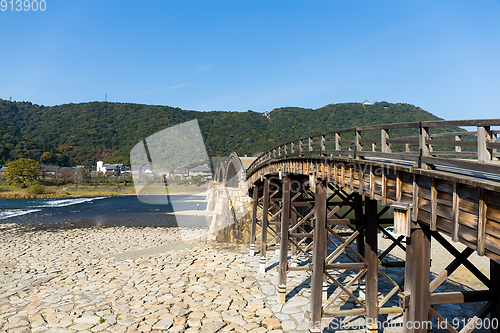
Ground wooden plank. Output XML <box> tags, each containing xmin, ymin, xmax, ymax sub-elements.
<box><xmin>458</xmin><ymin>210</ymin><xmax>478</xmax><ymax>229</ymax></box>
<box><xmin>396</xmin><ymin>170</ymin><xmax>402</xmax><ymax>202</ymax></box>
<box><xmin>322</xmin><ymin>308</ymin><xmax>366</xmax><ymax>318</ymax></box>
<box><xmin>436</xmin><ymin>202</ymin><xmax>454</xmax><ymax>221</ymax></box>
<box><xmin>436</xmin><ymin>216</ymin><xmax>453</xmax><ymax>234</ymax></box>
<box><xmin>485</xmin><ymin>219</ymin><xmax>500</xmax><ymax>237</ymax></box>
<box><xmin>431</xmin><ymin>178</ymin><xmax>437</xmax><ymax>231</ymax></box>
<box><xmin>413</xmin><ymin>174</ymin><xmax>419</xmax><ymax>222</ymax></box>
<box><xmin>419</xmin><ymin>187</ymin><xmax>431</xmax><ymax>200</ymax></box>
<box><xmin>325</xmin><ymin>262</ymin><xmax>366</xmax><ymax>270</ymax></box>
<box><xmin>489</xmin><ymin>191</ymin><xmax>500</xmax><ymax>206</ymax></box>
<box><xmin>418</xmin><ymin>197</ymin><xmax>431</xmax><ymax>214</ymax></box>
<box><xmin>452</xmin><ymin>183</ymin><xmax>460</xmax><ymax>242</ymax></box>
<box><xmin>333</xmin><ymin>164</ymin><xmax>338</xmax><ymax>185</ymax></box>
<box><xmin>487</xmin><ymin>204</ymin><xmax>500</xmax><ymax>223</ymax></box>
<box><xmin>458</xmin><ymin>224</ymin><xmax>478</xmax><ymax>245</ymax></box>
<box><xmin>401</xmin><ymin>181</ymin><xmax>413</xmax><ymax>194</ymax></box>
<box><xmin>484</xmin><ymin>236</ymin><xmax>500</xmax><ymax>257</ymax></box>
<box><xmin>459</xmin><ymin>196</ymin><xmax>480</xmax><ymax>215</ymax></box>
<box><xmin>435</xmin><ymin>178</ymin><xmax>454</xmax><ymax>193</ymax></box>
<box><xmin>477</xmin><ymin>189</ymin><xmax>487</xmax><ymax>256</ymax></box>
<box><xmin>310</xmin><ymin>182</ymin><xmax>327</xmax><ymax>331</ymax></box>
<box><xmin>370</xmin><ymin>165</ymin><xmax>375</xmax><ymax>200</ymax></box>
<box><xmin>387</xmin><ymin>188</ymin><xmax>397</xmax><ymax>201</ymax></box>
<box><xmin>341</xmin><ymin>164</ymin><xmax>345</xmax><ymax>187</ymax></box>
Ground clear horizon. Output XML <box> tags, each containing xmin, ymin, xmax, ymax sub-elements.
<box><xmin>1</xmin><ymin>1</ymin><xmax>500</xmax><ymax>120</ymax></box>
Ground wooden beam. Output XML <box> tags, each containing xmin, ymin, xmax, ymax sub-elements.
<box><xmin>406</xmin><ymin>224</ymin><xmax>431</xmax><ymax>333</ymax></box>
<box><xmin>291</xmin><ymin>208</ymin><xmax>297</xmax><ymax>257</ymax></box>
<box><xmin>412</xmin><ymin>174</ymin><xmax>419</xmax><ymax>222</ymax></box>
<box><xmin>310</xmin><ymin>181</ymin><xmax>327</xmax><ymax>332</ymax></box>
<box><xmin>452</xmin><ymin>182</ymin><xmax>460</xmax><ymax>242</ymax></box>
<box><xmin>430</xmin><ymin>290</ymin><xmax>494</xmax><ymax>305</ymax></box>
<box><xmin>382</xmin><ymin>172</ymin><xmax>387</xmax><ymax>206</ymax></box>
<box><xmin>396</xmin><ymin>170</ymin><xmax>402</xmax><ymax>202</ymax></box>
<box><xmin>365</xmin><ymin>198</ymin><xmax>378</xmax><ymax>333</ymax></box>
<box><xmin>477</xmin><ymin>188</ymin><xmax>487</xmax><ymax>256</ymax></box>
<box><xmin>278</xmin><ymin>176</ymin><xmax>291</xmax><ymax>304</ymax></box>
<box><xmin>354</xmin><ymin>194</ymin><xmax>365</xmax><ymax>264</ymax></box>
<box><xmin>250</xmin><ymin>185</ymin><xmax>259</xmax><ymax>256</ymax></box>
<box><xmin>430</xmin><ymin>177</ymin><xmax>437</xmax><ymax>231</ymax></box>
<box><xmin>259</xmin><ymin>178</ymin><xmax>270</xmax><ymax>274</ymax></box>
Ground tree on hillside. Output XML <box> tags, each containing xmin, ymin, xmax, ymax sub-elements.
<box><xmin>109</xmin><ymin>155</ymin><xmax>130</xmax><ymax>166</ymax></box>
<box><xmin>5</xmin><ymin>158</ymin><xmax>41</xmax><ymax>187</ymax></box>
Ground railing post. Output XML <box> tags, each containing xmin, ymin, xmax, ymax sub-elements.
<box><xmin>309</xmin><ymin>137</ymin><xmax>313</xmax><ymax>152</ymax></box>
<box><xmin>284</xmin><ymin>144</ymin><xmax>288</xmax><ymax>155</ymax></box>
<box><xmin>455</xmin><ymin>135</ymin><xmax>462</xmax><ymax>153</ymax></box>
<box><xmin>321</xmin><ymin>135</ymin><xmax>325</xmax><ymax>155</ymax></box>
<box><xmin>278</xmin><ymin>175</ymin><xmax>291</xmax><ymax>304</ymax></box>
<box><xmin>310</xmin><ymin>180</ymin><xmax>327</xmax><ymax>332</ymax></box>
<box><xmin>260</xmin><ymin>178</ymin><xmax>270</xmax><ymax>274</ymax></box>
<box><xmin>381</xmin><ymin>128</ymin><xmax>391</xmax><ymax>153</ymax></box>
<box><xmin>291</xmin><ymin>142</ymin><xmax>295</xmax><ymax>154</ymax></box>
<box><xmin>250</xmin><ymin>185</ymin><xmax>258</xmax><ymax>256</ymax></box>
<box><xmin>418</xmin><ymin>122</ymin><xmax>432</xmax><ymax>169</ymax></box>
<box><xmin>478</xmin><ymin>126</ymin><xmax>493</xmax><ymax>164</ymax></box>
<box><xmin>355</xmin><ymin>128</ymin><xmax>362</xmax><ymax>159</ymax></box>
<box><xmin>335</xmin><ymin>133</ymin><xmax>341</xmax><ymax>156</ymax></box>
<box><xmin>299</xmin><ymin>139</ymin><xmax>303</xmax><ymax>155</ymax></box>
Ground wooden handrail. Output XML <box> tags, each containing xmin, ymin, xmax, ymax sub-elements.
<box><xmin>247</xmin><ymin>119</ymin><xmax>500</xmax><ymax>176</ymax></box>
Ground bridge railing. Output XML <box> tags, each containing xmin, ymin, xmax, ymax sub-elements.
<box><xmin>247</xmin><ymin>119</ymin><xmax>500</xmax><ymax>176</ymax></box>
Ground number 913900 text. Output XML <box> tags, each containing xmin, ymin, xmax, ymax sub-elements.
<box><xmin>1</xmin><ymin>0</ymin><xmax>46</xmax><ymax>11</ymax></box>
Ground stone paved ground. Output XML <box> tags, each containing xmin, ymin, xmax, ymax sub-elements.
<box><xmin>0</xmin><ymin>227</ymin><xmax>284</xmax><ymax>333</ymax></box>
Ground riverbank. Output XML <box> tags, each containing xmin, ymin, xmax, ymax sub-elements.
<box><xmin>0</xmin><ymin>227</ymin><xmax>284</xmax><ymax>333</ymax></box>
<box><xmin>0</xmin><ymin>185</ymin><xmax>208</xmax><ymax>199</ymax></box>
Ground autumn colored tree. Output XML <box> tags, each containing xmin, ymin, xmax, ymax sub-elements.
<box><xmin>40</xmin><ymin>152</ymin><xmax>52</xmax><ymax>163</ymax></box>
<box><xmin>5</xmin><ymin>158</ymin><xmax>41</xmax><ymax>187</ymax></box>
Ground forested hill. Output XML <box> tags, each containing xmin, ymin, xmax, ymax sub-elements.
<box><xmin>0</xmin><ymin>99</ymin><xmax>442</xmax><ymax>166</ymax></box>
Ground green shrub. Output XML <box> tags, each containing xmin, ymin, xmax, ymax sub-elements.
<box><xmin>27</xmin><ymin>184</ymin><xmax>46</xmax><ymax>195</ymax></box>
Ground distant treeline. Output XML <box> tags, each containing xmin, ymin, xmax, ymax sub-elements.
<box><xmin>0</xmin><ymin>99</ymin><xmax>445</xmax><ymax>167</ymax></box>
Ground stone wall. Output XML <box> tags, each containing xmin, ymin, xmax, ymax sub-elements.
<box><xmin>206</xmin><ymin>180</ymin><xmax>252</xmax><ymax>244</ymax></box>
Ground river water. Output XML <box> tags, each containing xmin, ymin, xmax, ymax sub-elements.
<box><xmin>0</xmin><ymin>195</ymin><xmax>208</xmax><ymax>230</ymax></box>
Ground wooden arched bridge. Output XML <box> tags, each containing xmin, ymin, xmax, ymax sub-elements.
<box><xmin>222</xmin><ymin>119</ymin><xmax>500</xmax><ymax>332</ymax></box>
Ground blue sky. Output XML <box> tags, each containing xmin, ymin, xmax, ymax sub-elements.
<box><xmin>1</xmin><ymin>0</ymin><xmax>500</xmax><ymax>120</ymax></box>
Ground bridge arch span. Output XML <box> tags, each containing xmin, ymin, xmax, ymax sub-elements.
<box><xmin>245</xmin><ymin>118</ymin><xmax>500</xmax><ymax>332</ymax></box>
